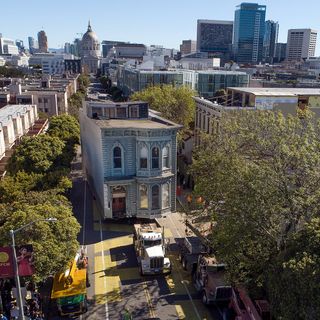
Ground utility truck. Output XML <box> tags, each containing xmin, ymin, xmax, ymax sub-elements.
<box><xmin>193</xmin><ymin>254</ymin><xmax>233</xmax><ymax>306</ymax></box>
<box><xmin>51</xmin><ymin>250</ymin><xmax>89</xmax><ymax>317</ymax></box>
<box><xmin>133</xmin><ymin>223</ymin><xmax>171</xmax><ymax>276</ymax></box>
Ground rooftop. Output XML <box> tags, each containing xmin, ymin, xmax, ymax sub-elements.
<box><xmin>228</xmin><ymin>87</ymin><xmax>320</xmax><ymax>96</ymax></box>
<box><xmin>0</xmin><ymin>104</ymin><xmax>34</xmax><ymax>124</ymax></box>
<box><xmin>95</xmin><ymin>118</ymin><xmax>176</xmax><ymax>130</ymax></box>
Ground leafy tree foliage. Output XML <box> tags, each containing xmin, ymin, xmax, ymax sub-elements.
<box><xmin>100</xmin><ymin>76</ymin><xmax>112</xmax><ymax>91</ymax></box>
<box><xmin>0</xmin><ymin>190</ymin><xmax>80</xmax><ymax>281</ymax></box>
<box><xmin>78</xmin><ymin>74</ymin><xmax>90</xmax><ymax>94</ymax></box>
<box><xmin>8</xmin><ymin>135</ymin><xmax>65</xmax><ymax>175</ymax></box>
<box><xmin>47</xmin><ymin>114</ymin><xmax>80</xmax><ymax>145</ymax></box>
<box><xmin>213</xmin><ymin>89</ymin><xmax>227</xmax><ymax>104</ymax></box>
<box><xmin>0</xmin><ymin>66</ymin><xmax>25</xmax><ymax>78</ymax></box>
<box><xmin>131</xmin><ymin>85</ymin><xmax>195</xmax><ymax>130</ymax></box>
<box><xmin>68</xmin><ymin>91</ymin><xmax>85</xmax><ymax>120</ymax></box>
<box><xmin>191</xmin><ymin>110</ymin><xmax>320</xmax><ymax>318</ymax></box>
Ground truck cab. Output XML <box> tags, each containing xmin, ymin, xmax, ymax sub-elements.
<box><xmin>134</xmin><ymin>223</ymin><xmax>171</xmax><ymax>275</ymax></box>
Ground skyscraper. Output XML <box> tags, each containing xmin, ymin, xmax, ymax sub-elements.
<box><xmin>274</xmin><ymin>43</ymin><xmax>287</xmax><ymax>63</ymax></box>
<box><xmin>263</xmin><ymin>20</ymin><xmax>279</xmax><ymax>63</ymax></box>
<box><xmin>28</xmin><ymin>36</ymin><xmax>38</xmax><ymax>54</ymax></box>
<box><xmin>286</xmin><ymin>29</ymin><xmax>317</xmax><ymax>61</ymax></box>
<box><xmin>233</xmin><ymin>3</ymin><xmax>266</xmax><ymax>64</ymax></box>
<box><xmin>180</xmin><ymin>40</ymin><xmax>197</xmax><ymax>56</ymax></box>
<box><xmin>197</xmin><ymin>20</ymin><xmax>233</xmax><ymax>62</ymax></box>
<box><xmin>37</xmin><ymin>30</ymin><xmax>48</xmax><ymax>53</ymax></box>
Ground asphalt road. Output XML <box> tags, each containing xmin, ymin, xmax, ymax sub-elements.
<box><xmin>49</xmin><ymin>149</ymin><xmax>223</xmax><ymax>320</ymax></box>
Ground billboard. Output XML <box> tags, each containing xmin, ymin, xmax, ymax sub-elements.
<box><xmin>0</xmin><ymin>247</ymin><xmax>14</xmax><ymax>278</ymax></box>
<box><xmin>0</xmin><ymin>245</ymin><xmax>35</xmax><ymax>278</ymax></box>
<box><xmin>16</xmin><ymin>244</ymin><xmax>35</xmax><ymax>277</ymax></box>
<box><xmin>255</xmin><ymin>96</ymin><xmax>298</xmax><ymax>110</ymax></box>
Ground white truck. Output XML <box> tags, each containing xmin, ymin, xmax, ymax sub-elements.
<box><xmin>133</xmin><ymin>223</ymin><xmax>171</xmax><ymax>276</ymax></box>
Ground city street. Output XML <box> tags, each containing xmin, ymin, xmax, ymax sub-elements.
<box><xmin>64</xmin><ymin>151</ymin><xmax>222</xmax><ymax>320</ymax></box>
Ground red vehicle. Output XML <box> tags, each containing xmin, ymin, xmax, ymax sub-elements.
<box><xmin>228</xmin><ymin>287</ymin><xmax>271</xmax><ymax>320</ymax></box>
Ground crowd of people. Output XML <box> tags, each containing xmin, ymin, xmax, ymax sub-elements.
<box><xmin>0</xmin><ymin>280</ymin><xmax>44</xmax><ymax>320</ymax></box>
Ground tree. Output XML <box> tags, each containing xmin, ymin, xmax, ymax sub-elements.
<box><xmin>131</xmin><ymin>85</ymin><xmax>195</xmax><ymax>130</ymax></box>
<box><xmin>190</xmin><ymin>110</ymin><xmax>320</xmax><ymax>317</ymax></box>
<box><xmin>47</xmin><ymin>114</ymin><xmax>80</xmax><ymax>146</ymax></box>
<box><xmin>0</xmin><ymin>190</ymin><xmax>80</xmax><ymax>281</ymax></box>
<box><xmin>213</xmin><ymin>89</ymin><xmax>227</xmax><ymax>104</ymax></box>
<box><xmin>0</xmin><ymin>66</ymin><xmax>25</xmax><ymax>78</ymax></box>
<box><xmin>78</xmin><ymin>74</ymin><xmax>90</xmax><ymax>94</ymax></box>
<box><xmin>7</xmin><ymin>135</ymin><xmax>65</xmax><ymax>175</ymax></box>
<box><xmin>100</xmin><ymin>76</ymin><xmax>112</xmax><ymax>91</ymax></box>
<box><xmin>68</xmin><ymin>91</ymin><xmax>85</xmax><ymax>120</ymax></box>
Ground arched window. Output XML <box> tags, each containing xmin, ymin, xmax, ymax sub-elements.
<box><xmin>162</xmin><ymin>146</ymin><xmax>170</xmax><ymax>169</ymax></box>
<box><xmin>139</xmin><ymin>184</ymin><xmax>148</xmax><ymax>209</ymax></box>
<box><xmin>162</xmin><ymin>183</ymin><xmax>170</xmax><ymax>209</ymax></box>
<box><xmin>113</xmin><ymin>146</ymin><xmax>122</xmax><ymax>169</ymax></box>
<box><xmin>140</xmin><ymin>146</ymin><xmax>148</xmax><ymax>169</ymax></box>
<box><xmin>152</xmin><ymin>185</ymin><xmax>160</xmax><ymax>210</ymax></box>
<box><xmin>152</xmin><ymin>147</ymin><xmax>159</xmax><ymax>169</ymax></box>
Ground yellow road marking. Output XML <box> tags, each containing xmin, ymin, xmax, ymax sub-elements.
<box><xmin>142</xmin><ymin>279</ymin><xmax>157</xmax><ymax>318</ymax></box>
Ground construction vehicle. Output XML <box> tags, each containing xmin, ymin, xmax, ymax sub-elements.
<box><xmin>184</xmin><ymin>218</ymin><xmax>271</xmax><ymax>318</ymax></box>
<box><xmin>179</xmin><ymin>218</ymin><xmax>213</xmax><ymax>271</ymax></box>
<box><xmin>193</xmin><ymin>254</ymin><xmax>233</xmax><ymax>306</ymax></box>
<box><xmin>133</xmin><ymin>223</ymin><xmax>171</xmax><ymax>275</ymax></box>
<box><xmin>51</xmin><ymin>250</ymin><xmax>89</xmax><ymax>317</ymax></box>
<box><xmin>179</xmin><ymin>236</ymin><xmax>205</xmax><ymax>271</ymax></box>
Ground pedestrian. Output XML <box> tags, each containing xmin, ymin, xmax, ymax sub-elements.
<box><xmin>122</xmin><ymin>308</ymin><xmax>133</xmax><ymax>320</ymax></box>
<box><xmin>0</xmin><ymin>311</ymin><xmax>8</xmax><ymax>320</ymax></box>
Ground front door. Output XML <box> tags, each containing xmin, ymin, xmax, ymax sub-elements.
<box><xmin>112</xmin><ymin>186</ymin><xmax>126</xmax><ymax>219</ymax></box>
<box><xmin>112</xmin><ymin>197</ymin><xmax>126</xmax><ymax>218</ymax></box>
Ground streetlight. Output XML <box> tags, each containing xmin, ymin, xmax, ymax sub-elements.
<box><xmin>10</xmin><ymin>217</ymin><xmax>57</xmax><ymax>320</ymax></box>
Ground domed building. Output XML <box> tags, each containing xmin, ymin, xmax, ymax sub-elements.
<box><xmin>80</xmin><ymin>21</ymin><xmax>101</xmax><ymax>74</ymax></box>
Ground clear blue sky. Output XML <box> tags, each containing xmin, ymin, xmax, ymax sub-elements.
<box><xmin>1</xmin><ymin>0</ymin><xmax>319</xmax><ymax>54</ymax></box>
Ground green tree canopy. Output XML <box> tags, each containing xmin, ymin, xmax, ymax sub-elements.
<box><xmin>100</xmin><ymin>75</ymin><xmax>112</xmax><ymax>91</ymax></box>
<box><xmin>131</xmin><ymin>85</ymin><xmax>195</xmax><ymax>130</ymax></box>
<box><xmin>0</xmin><ymin>190</ymin><xmax>80</xmax><ymax>281</ymax></box>
<box><xmin>191</xmin><ymin>110</ymin><xmax>320</xmax><ymax>318</ymax></box>
<box><xmin>47</xmin><ymin>114</ymin><xmax>80</xmax><ymax>145</ymax></box>
<box><xmin>7</xmin><ymin>135</ymin><xmax>65</xmax><ymax>175</ymax></box>
<box><xmin>78</xmin><ymin>74</ymin><xmax>90</xmax><ymax>94</ymax></box>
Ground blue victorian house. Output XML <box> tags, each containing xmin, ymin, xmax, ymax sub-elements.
<box><xmin>80</xmin><ymin>99</ymin><xmax>182</xmax><ymax>219</ymax></box>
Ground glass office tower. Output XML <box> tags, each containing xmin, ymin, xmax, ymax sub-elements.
<box><xmin>233</xmin><ymin>3</ymin><xmax>266</xmax><ymax>64</ymax></box>
<box><xmin>263</xmin><ymin>20</ymin><xmax>279</xmax><ymax>63</ymax></box>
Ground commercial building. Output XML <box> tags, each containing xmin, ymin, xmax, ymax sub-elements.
<box><xmin>0</xmin><ymin>36</ymin><xmax>19</xmax><ymax>55</ymax></box>
<box><xmin>195</xmin><ymin>70</ymin><xmax>249</xmax><ymax>98</ymax></box>
<box><xmin>28</xmin><ymin>36</ymin><xmax>38</xmax><ymax>54</ymax></box>
<box><xmin>29</xmin><ymin>53</ymin><xmax>78</xmax><ymax>75</ymax></box>
<box><xmin>37</xmin><ymin>30</ymin><xmax>48</xmax><ymax>53</ymax></box>
<box><xmin>197</xmin><ymin>20</ymin><xmax>233</xmax><ymax>62</ymax></box>
<box><xmin>274</xmin><ymin>43</ymin><xmax>287</xmax><ymax>63</ymax></box>
<box><xmin>64</xmin><ymin>59</ymin><xmax>82</xmax><ymax>74</ymax></box>
<box><xmin>80</xmin><ymin>100</ymin><xmax>181</xmax><ymax>219</ymax></box>
<box><xmin>225</xmin><ymin>87</ymin><xmax>320</xmax><ymax>117</ymax></box>
<box><xmin>180</xmin><ymin>40</ymin><xmax>197</xmax><ymax>56</ymax></box>
<box><xmin>286</xmin><ymin>29</ymin><xmax>317</xmax><ymax>61</ymax></box>
<box><xmin>117</xmin><ymin>67</ymin><xmax>184</xmax><ymax>97</ymax></box>
<box><xmin>117</xmin><ymin>66</ymin><xmax>249</xmax><ymax>99</ymax></box>
<box><xmin>233</xmin><ymin>3</ymin><xmax>266</xmax><ymax>64</ymax></box>
<box><xmin>263</xmin><ymin>20</ymin><xmax>279</xmax><ymax>63</ymax></box>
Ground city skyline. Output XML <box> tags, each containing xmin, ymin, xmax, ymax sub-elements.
<box><xmin>1</xmin><ymin>0</ymin><xmax>319</xmax><ymax>55</ymax></box>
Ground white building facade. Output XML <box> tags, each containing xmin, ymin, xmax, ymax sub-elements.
<box><xmin>286</xmin><ymin>29</ymin><xmax>318</xmax><ymax>61</ymax></box>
